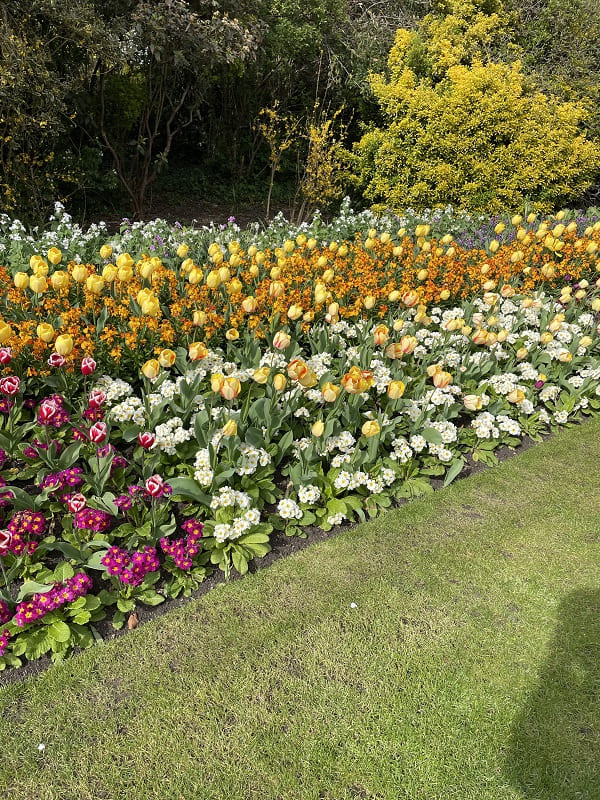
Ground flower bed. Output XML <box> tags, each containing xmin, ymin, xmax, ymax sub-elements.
<box><xmin>0</xmin><ymin>208</ymin><xmax>598</xmax><ymax>670</ymax></box>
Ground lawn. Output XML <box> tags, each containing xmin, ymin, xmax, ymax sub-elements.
<box><xmin>0</xmin><ymin>416</ymin><xmax>598</xmax><ymax>800</ymax></box>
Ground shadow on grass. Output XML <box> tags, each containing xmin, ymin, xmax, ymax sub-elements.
<box><xmin>506</xmin><ymin>589</ymin><xmax>600</xmax><ymax>800</ymax></box>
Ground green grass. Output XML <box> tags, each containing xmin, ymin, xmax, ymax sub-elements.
<box><xmin>1</xmin><ymin>419</ymin><xmax>600</xmax><ymax>800</ymax></box>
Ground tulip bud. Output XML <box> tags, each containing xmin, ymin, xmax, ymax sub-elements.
<box><xmin>30</xmin><ymin>274</ymin><xmax>48</xmax><ymax>294</ymax></box>
<box><xmin>89</xmin><ymin>421</ymin><xmax>107</xmax><ymax>444</ymax></box>
<box><xmin>287</xmin><ymin>304</ymin><xmax>303</xmax><ymax>321</ymax></box>
<box><xmin>463</xmin><ymin>394</ymin><xmax>483</xmax><ymax>411</ymax></box>
<box><xmin>273</xmin><ymin>331</ymin><xmax>291</xmax><ymax>350</ymax></box>
<box><xmin>116</xmin><ymin>253</ymin><xmax>134</xmax><ymax>270</ymax></box>
<box><xmin>387</xmin><ymin>380</ymin><xmax>405</xmax><ymax>399</ymax></box>
<box><xmin>439</xmin><ymin>289</ymin><xmax>450</xmax><ymax>301</ymax></box>
<box><xmin>141</xmin><ymin>359</ymin><xmax>160</xmax><ymax>379</ymax></box>
<box><xmin>47</xmin><ymin>352</ymin><xmax>66</xmax><ymax>368</ymax></box>
<box><xmin>177</xmin><ymin>244</ymin><xmax>189</xmax><ymax>259</ymax></box>
<box><xmin>81</xmin><ymin>357</ymin><xmax>97</xmax><ymax>376</ymax></box>
<box><xmin>102</xmin><ymin>265</ymin><xmax>117</xmax><ymax>283</ymax></box>
<box><xmin>37</xmin><ymin>323</ymin><xmax>55</xmax><ymax>343</ymax></box>
<box><xmin>361</xmin><ymin>420</ymin><xmax>380</xmax><ymax>438</ymax></box>
<box><xmin>273</xmin><ymin>373</ymin><xmax>287</xmax><ymax>391</ymax></box>
<box><xmin>99</xmin><ymin>244</ymin><xmax>113</xmax><ymax>260</ymax></box>
<box><xmin>67</xmin><ymin>493</ymin><xmax>87</xmax><ymax>513</ymax></box>
<box><xmin>55</xmin><ymin>334</ymin><xmax>73</xmax><ymax>356</ymax></box>
<box><xmin>138</xmin><ymin>432</ymin><xmax>155</xmax><ymax>450</ymax></box>
<box><xmin>189</xmin><ymin>342</ymin><xmax>208</xmax><ymax>361</ymax></box>
<box><xmin>311</xmin><ymin>420</ymin><xmax>325</xmax><ymax>437</ymax></box>
<box><xmin>158</xmin><ymin>349</ymin><xmax>176</xmax><ymax>367</ymax></box>
<box><xmin>193</xmin><ymin>310</ymin><xmax>207</xmax><ymax>326</ymax></box>
<box><xmin>14</xmin><ymin>272</ymin><xmax>29</xmax><ymax>290</ymax></box>
<box><xmin>221</xmin><ymin>419</ymin><xmax>238</xmax><ymax>437</ymax></box>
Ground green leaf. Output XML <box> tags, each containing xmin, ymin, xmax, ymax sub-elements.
<box><xmin>86</xmin><ymin>551</ymin><xmax>107</xmax><ymax>571</ymax></box>
<box><xmin>71</xmin><ymin>611</ymin><xmax>92</xmax><ymax>625</ymax></box>
<box><xmin>139</xmin><ymin>590</ymin><xmax>165</xmax><ymax>606</ymax></box>
<box><xmin>169</xmin><ymin>477</ymin><xmax>210</xmax><ymax>505</ymax></box>
<box><xmin>443</xmin><ymin>457</ymin><xmax>465</xmax><ymax>487</ymax></box>
<box><xmin>422</xmin><ymin>427</ymin><xmax>443</xmax><ymax>445</ymax></box>
<box><xmin>117</xmin><ymin>597</ymin><xmax>135</xmax><ymax>613</ymax></box>
<box><xmin>232</xmin><ymin>549</ymin><xmax>249</xmax><ymax>575</ymax></box>
<box><xmin>53</xmin><ymin>562</ymin><xmax>75</xmax><ymax>582</ymax></box>
<box><xmin>16</xmin><ymin>581</ymin><xmax>53</xmax><ymax>601</ymax></box>
<box><xmin>48</xmin><ymin>621</ymin><xmax>71</xmax><ymax>643</ymax></box>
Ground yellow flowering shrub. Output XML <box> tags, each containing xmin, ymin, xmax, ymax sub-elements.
<box><xmin>351</xmin><ymin>0</ymin><xmax>600</xmax><ymax>213</ymax></box>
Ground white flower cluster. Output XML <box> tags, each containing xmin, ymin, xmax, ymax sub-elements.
<box><xmin>236</xmin><ymin>445</ymin><xmax>271</xmax><ymax>476</ymax></box>
<box><xmin>472</xmin><ymin>412</ymin><xmax>500</xmax><ymax>439</ymax></box>
<box><xmin>193</xmin><ymin>449</ymin><xmax>214</xmax><ymax>487</ymax></box>
<box><xmin>391</xmin><ymin>437</ymin><xmax>413</xmax><ymax>462</ymax></box>
<box><xmin>333</xmin><ymin>470</ymin><xmax>385</xmax><ymax>493</ymax></box>
<box><xmin>96</xmin><ymin>375</ymin><xmax>133</xmax><ymax>403</ymax></box>
<box><xmin>210</xmin><ymin>486</ymin><xmax>252</xmax><ymax>510</ymax></box>
<box><xmin>154</xmin><ymin>417</ymin><xmax>193</xmax><ymax>455</ymax></box>
<box><xmin>109</xmin><ymin>396</ymin><xmax>145</xmax><ymax>425</ymax></box>
<box><xmin>214</xmin><ymin>507</ymin><xmax>261</xmax><ymax>543</ymax></box>
<box><xmin>297</xmin><ymin>484</ymin><xmax>321</xmax><ymax>504</ymax></box>
<box><xmin>277</xmin><ymin>498</ymin><xmax>303</xmax><ymax>520</ymax></box>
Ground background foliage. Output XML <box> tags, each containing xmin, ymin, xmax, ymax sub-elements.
<box><xmin>0</xmin><ymin>0</ymin><xmax>599</xmax><ymax>222</ymax></box>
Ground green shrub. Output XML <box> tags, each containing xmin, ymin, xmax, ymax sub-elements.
<box><xmin>351</xmin><ymin>0</ymin><xmax>600</xmax><ymax>213</ymax></box>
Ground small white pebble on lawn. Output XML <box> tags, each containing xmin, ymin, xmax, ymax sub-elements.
<box><xmin>37</xmin><ymin>743</ymin><xmax>45</xmax><ymax>752</ymax></box>
<box><xmin>350</xmin><ymin>602</ymin><xmax>357</xmax><ymax>609</ymax></box>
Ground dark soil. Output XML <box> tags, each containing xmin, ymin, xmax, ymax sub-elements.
<box><xmin>0</xmin><ymin>424</ymin><xmax>563</xmax><ymax>687</ymax></box>
<box><xmin>86</xmin><ymin>199</ymin><xmax>298</xmax><ymax>234</ymax></box>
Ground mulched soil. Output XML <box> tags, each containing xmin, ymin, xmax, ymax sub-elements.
<box><xmin>0</xmin><ymin>426</ymin><xmax>559</xmax><ymax>687</ymax></box>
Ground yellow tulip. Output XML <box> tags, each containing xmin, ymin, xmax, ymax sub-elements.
<box><xmin>321</xmin><ymin>382</ymin><xmax>341</xmax><ymax>403</ymax></box>
<box><xmin>221</xmin><ymin>419</ymin><xmax>238</xmax><ymax>437</ymax></box>
<box><xmin>72</xmin><ymin>265</ymin><xmax>88</xmax><ymax>283</ymax></box>
<box><xmin>273</xmin><ymin>373</ymin><xmax>287</xmax><ymax>391</ymax></box>
<box><xmin>225</xmin><ymin>328</ymin><xmax>239</xmax><ymax>341</ymax></box>
<box><xmin>177</xmin><ymin>244</ymin><xmax>189</xmax><ymax>258</ymax></box>
<box><xmin>463</xmin><ymin>394</ymin><xmax>483</xmax><ymax>411</ymax></box>
<box><xmin>439</xmin><ymin>289</ymin><xmax>450</xmax><ymax>301</ymax></box>
<box><xmin>51</xmin><ymin>272</ymin><xmax>70</xmax><ymax>298</ymax></box>
<box><xmin>273</xmin><ymin>331</ymin><xmax>291</xmax><ymax>350</ymax></box>
<box><xmin>0</xmin><ymin>322</ymin><xmax>11</xmax><ymax>343</ymax></box>
<box><xmin>387</xmin><ymin>380</ymin><xmax>405</xmax><ymax>399</ymax></box>
<box><xmin>141</xmin><ymin>359</ymin><xmax>160</xmax><ymax>379</ymax></box>
<box><xmin>287</xmin><ymin>304</ymin><xmax>303</xmax><ymax>321</ymax></box>
<box><xmin>102</xmin><ymin>265</ymin><xmax>117</xmax><ymax>283</ymax></box>
<box><xmin>14</xmin><ymin>272</ymin><xmax>29</xmax><ymax>290</ymax></box>
<box><xmin>242</xmin><ymin>296</ymin><xmax>258</xmax><ymax>314</ymax></box>
<box><xmin>361</xmin><ymin>420</ymin><xmax>380</xmax><ymax>438</ymax></box>
<box><xmin>55</xmin><ymin>334</ymin><xmax>74</xmax><ymax>356</ymax></box>
<box><xmin>193</xmin><ymin>310</ymin><xmax>207</xmax><ymax>326</ymax></box>
<box><xmin>311</xmin><ymin>420</ymin><xmax>325</xmax><ymax>437</ymax></box>
<box><xmin>99</xmin><ymin>244</ymin><xmax>113</xmax><ymax>260</ymax></box>
<box><xmin>47</xmin><ymin>247</ymin><xmax>62</xmax><ymax>265</ymax></box>
<box><xmin>37</xmin><ymin>323</ymin><xmax>55</xmax><ymax>343</ymax></box>
<box><xmin>116</xmin><ymin>253</ymin><xmax>134</xmax><ymax>270</ymax></box>
<box><xmin>188</xmin><ymin>267</ymin><xmax>203</xmax><ymax>285</ymax></box>
<box><xmin>189</xmin><ymin>342</ymin><xmax>208</xmax><ymax>361</ymax></box>
<box><xmin>253</xmin><ymin>367</ymin><xmax>270</xmax><ymax>385</ymax></box>
<box><xmin>86</xmin><ymin>275</ymin><xmax>105</xmax><ymax>295</ymax></box>
<box><xmin>30</xmin><ymin>274</ymin><xmax>48</xmax><ymax>294</ymax></box>
<box><xmin>220</xmin><ymin>377</ymin><xmax>241</xmax><ymax>400</ymax></box>
<box><xmin>158</xmin><ymin>349</ymin><xmax>176</xmax><ymax>368</ymax></box>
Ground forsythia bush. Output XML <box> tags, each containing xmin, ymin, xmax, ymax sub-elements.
<box><xmin>351</xmin><ymin>0</ymin><xmax>600</xmax><ymax>213</ymax></box>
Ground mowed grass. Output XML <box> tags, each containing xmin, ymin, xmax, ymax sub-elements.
<box><xmin>1</xmin><ymin>419</ymin><xmax>600</xmax><ymax>800</ymax></box>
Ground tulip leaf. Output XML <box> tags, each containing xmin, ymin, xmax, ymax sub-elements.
<box><xmin>443</xmin><ymin>457</ymin><xmax>465</xmax><ymax>487</ymax></box>
<box><xmin>169</xmin><ymin>477</ymin><xmax>210</xmax><ymax>505</ymax></box>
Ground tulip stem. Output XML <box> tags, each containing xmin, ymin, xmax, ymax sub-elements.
<box><xmin>0</xmin><ymin>557</ymin><xmax>9</xmax><ymax>593</ymax></box>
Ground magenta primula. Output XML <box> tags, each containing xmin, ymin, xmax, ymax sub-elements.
<box><xmin>102</xmin><ymin>545</ymin><xmax>160</xmax><ymax>586</ymax></box>
<box><xmin>13</xmin><ymin>572</ymin><xmax>92</xmax><ymax>627</ymax></box>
